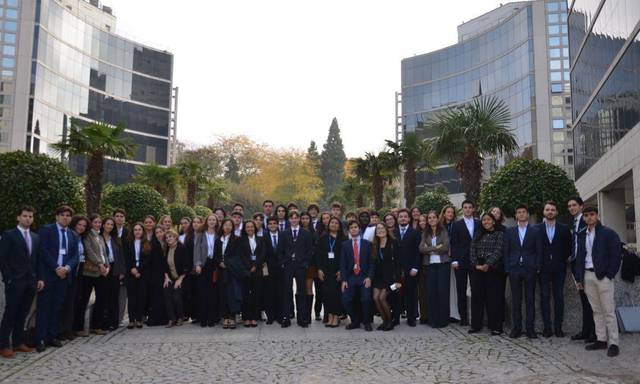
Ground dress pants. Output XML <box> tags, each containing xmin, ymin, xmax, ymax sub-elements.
<box><xmin>198</xmin><ymin>259</ymin><xmax>219</xmax><ymax>324</ymax></box>
<box><xmin>73</xmin><ymin>275</ymin><xmax>107</xmax><ymax>331</ymax></box>
<box><xmin>426</xmin><ymin>263</ymin><xmax>450</xmax><ymax>328</ymax></box>
<box><xmin>163</xmin><ymin>284</ymin><xmax>184</xmax><ymax>322</ymax></box>
<box><xmin>397</xmin><ymin>273</ymin><xmax>418</xmax><ymax>322</ymax></box>
<box><xmin>470</xmin><ymin>269</ymin><xmax>505</xmax><ymax>331</ymax></box>
<box><xmin>539</xmin><ymin>269</ymin><xmax>565</xmax><ymax>331</ymax></box>
<box><xmin>454</xmin><ymin>268</ymin><xmax>469</xmax><ymax>323</ymax></box>
<box><xmin>281</xmin><ymin>264</ymin><xmax>308</xmax><ymax>323</ymax></box>
<box><xmin>242</xmin><ymin>275</ymin><xmax>261</xmax><ymax>321</ymax></box>
<box><xmin>0</xmin><ymin>279</ymin><xmax>36</xmax><ymax>348</ymax></box>
<box><xmin>572</xmin><ymin>260</ymin><xmax>595</xmax><ymax>337</ymax></box>
<box><xmin>36</xmin><ymin>278</ymin><xmax>68</xmax><ymax>343</ymax></box>
<box><xmin>419</xmin><ymin>266</ymin><xmax>428</xmax><ymax>322</ymax></box>
<box><xmin>313</xmin><ymin>278</ymin><xmax>323</xmax><ymax>317</ymax></box>
<box><xmin>105</xmin><ymin>269</ymin><xmax>121</xmax><ymax>329</ymax></box>
<box><xmin>59</xmin><ymin>268</ymin><xmax>81</xmax><ymax>335</ymax></box>
<box><xmin>509</xmin><ymin>267</ymin><xmax>536</xmax><ymax>332</ymax></box>
<box><xmin>264</xmin><ymin>267</ymin><xmax>282</xmax><ymax>322</ymax></box>
<box><xmin>125</xmin><ymin>275</ymin><xmax>147</xmax><ymax>323</ymax></box>
<box><xmin>341</xmin><ymin>275</ymin><xmax>372</xmax><ymax>325</ymax></box>
<box><xmin>584</xmin><ymin>271</ymin><xmax>618</xmax><ymax>346</ymax></box>
<box><xmin>183</xmin><ymin>273</ymin><xmax>198</xmax><ymax>321</ymax></box>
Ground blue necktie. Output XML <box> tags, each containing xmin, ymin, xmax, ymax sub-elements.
<box><xmin>59</xmin><ymin>228</ymin><xmax>68</xmax><ymax>266</ymax></box>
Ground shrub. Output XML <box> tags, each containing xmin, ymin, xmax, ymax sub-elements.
<box><xmin>169</xmin><ymin>203</ymin><xmax>196</xmax><ymax>224</ymax></box>
<box><xmin>103</xmin><ymin>183</ymin><xmax>168</xmax><ymax>224</ymax></box>
<box><xmin>0</xmin><ymin>151</ymin><xmax>84</xmax><ymax>231</ymax></box>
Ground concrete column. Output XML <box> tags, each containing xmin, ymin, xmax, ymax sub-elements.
<box><xmin>598</xmin><ymin>188</ymin><xmax>627</xmax><ymax>241</ymax></box>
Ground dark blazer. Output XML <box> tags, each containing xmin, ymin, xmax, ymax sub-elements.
<box><xmin>450</xmin><ymin>218</ymin><xmax>480</xmax><ymax>269</ymax></box>
<box><xmin>394</xmin><ymin>226</ymin><xmax>421</xmax><ymax>273</ymax></box>
<box><xmin>236</xmin><ymin>235</ymin><xmax>266</xmax><ymax>277</ymax></box>
<box><xmin>374</xmin><ymin>239</ymin><xmax>403</xmax><ymax>286</ymax></box>
<box><xmin>575</xmin><ymin>223</ymin><xmax>622</xmax><ymax>283</ymax></box>
<box><xmin>124</xmin><ymin>239</ymin><xmax>153</xmax><ymax>275</ymax></box>
<box><xmin>570</xmin><ymin>215</ymin><xmax>587</xmax><ymax>262</ymax></box>
<box><xmin>214</xmin><ymin>234</ymin><xmax>239</xmax><ymax>280</ymax></box>
<box><xmin>164</xmin><ymin>242</ymin><xmax>192</xmax><ymax>280</ymax></box>
<box><xmin>264</xmin><ymin>231</ymin><xmax>281</xmax><ymax>272</ymax></box>
<box><xmin>340</xmin><ymin>238</ymin><xmax>375</xmax><ymax>280</ymax></box>
<box><xmin>503</xmin><ymin>224</ymin><xmax>543</xmax><ymax>274</ymax></box>
<box><xmin>37</xmin><ymin>223</ymin><xmax>79</xmax><ymax>283</ymax></box>
<box><xmin>277</xmin><ymin>227</ymin><xmax>313</xmax><ymax>268</ymax></box>
<box><xmin>104</xmin><ymin>236</ymin><xmax>126</xmax><ymax>276</ymax></box>
<box><xmin>0</xmin><ymin>227</ymin><xmax>40</xmax><ymax>284</ymax></box>
<box><xmin>535</xmin><ymin>221</ymin><xmax>572</xmax><ymax>273</ymax></box>
<box><xmin>316</xmin><ymin>233</ymin><xmax>344</xmax><ymax>276</ymax></box>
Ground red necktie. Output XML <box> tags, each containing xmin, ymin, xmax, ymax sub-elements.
<box><xmin>353</xmin><ymin>239</ymin><xmax>360</xmax><ymax>276</ymax></box>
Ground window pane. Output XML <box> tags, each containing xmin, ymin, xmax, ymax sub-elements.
<box><xmin>548</xmin><ymin>14</ymin><xmax>560</xmax><ymax>23</ymax></box>
<box><xmin>5</xmin><ymin>9</ymin><xmax>17</xmax><ymax>19</ymax></box>
<box><xmin>550</xmin><ymin>60</ymin><xmax>562</xmax><ymax>70</ymax></box>
<box><xmin>547</xmin><ymin>2</ymin><xmax>559</xmax><ymax>12</ymax></box>
<box><xmin>4</xmin><ymin>33</ymin><xmax>15</xmax><ymax>43</ymax></box>
<box><xmin>553</xmin><ymin>119</ymin><xmax>565</xmax><ymax>129</ymax></box>
<box><xmin>551</xmin><ymin>83</ymin><xmax>562</xmax><ymax>93</ymax></box>
<box><xmin>548</xmin><ymin>25</ymin><xmax>560</xmax><ymax>34</ymax></box>
<box><xmin>549</xmin><ymin>37</ymin><xmax>561</xmax><ymax>46</ymax></box>
<box><xmin>2</xmin><ymin>45</ymin><xmax>15</xmax><ymax>56</ymax></box>
<box><xmin>550</xmin><ymin>72</ymin><xmax>562</xmax><ymax>81</ymax></box>
<box><xmin>549</xmin><ymin>48</ymin><xmax>561</xmax><ymax>58</ymax></box>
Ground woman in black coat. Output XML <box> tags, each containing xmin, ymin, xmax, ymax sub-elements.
<box><xmin>147</xmin><ymin>226</ymin><xmax>168</xmax><ymax>326</ymax></box>
<box><xmin>237</xmin><ymin>220</ymin><xmax>266</xmax><ymax>327</ymax></box>
<box><xmin>101</xmin><ymin>217</ymin><xmax>126</xmax><ymax>331</ymax></box>
<box><xmin>124</xmin><ymin>223</ymin><xmax>152</xmax><ymax>329</ymax></box>
<box><xmin>215</xmin><ymin>218</ymin><xmax>241</xmax><ymax>329</ymax></box>
<box><xmin>316</xmin><ymin>217</ymin><xmax>345</xmax><ymax>328</ymax></box>
<box><xmin>162</xmin><ymin>230</ymin><xmax>192</xmax><ymax>327</ymax></box>
<box><xmin>372</xmin><ymin>223</ymin><xmax>403</xmax><ymax>331</ymax></box>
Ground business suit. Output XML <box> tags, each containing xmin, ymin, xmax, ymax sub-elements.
<box><xmin>124</xmin><ymin>239</ymin><xmax>152</xmax><ymax>324</ymax></box>
<box><xmin>575</xmin><ymin>222</ymin><xmax>622</xmax><ymax>346</ymax></box>
<box><xmin>394</xmin><ymin>225</ymin><xmax>421</xmax><ymax>324</ymax></box>
<box><xmin>535</xmin><ymin>221</ymin><xmax>571</xmax><ymax>333</ymax></box>
<box><xmin>36</xmin><ymin>223</ymin><xmax>79</xmax><ymax>344</ymax></box>
<box><xmin>277</xmin><ymin>227</ymin><xmax>313</xmax><ymax>326</ymax></box>
<box><xmin>0</xmin><ymin>227</ymin><xmax>39</xmax><ymax>349</ymax></box>
<box><xmin>316</xmin><ymin>234</ymin><xmax>344</xmax><ymax>316</ymax></box>
<box><xmin>238</xmin><ymin>235</ymin><xmax>266</xmax><ymax>322</ymax></box>
<box><xmin>214</xmin><ymin>235</ymin><xmax>242</xmax><ymax>317</ymax></box>
<box><xmin>340</xmin><ymin>237</ymin><xmax>375</xmax><ymax>326</ymax></box>
<box><xmin>163</xmin><ymin>242</ymin><xmax>192</xmax><ymax>323</ymax></box>
<box><xmin>420</xmin><ymin>230</ymin><xmax>451</xmax><ymax>328</ymax></box>
<box><xmin>104</xmin><ymin>236</ymin><xmax>126</xmax><ymax>330</ymax></box>
<box><xmin>263</xmin><ymin>231</ymin><xmax>282</xmax><ymax>323</ymax></box>
<box><xmin>570</xmin><ymin>214</ymin><xmax>595</xmax><ymax>340</ymax></box>
<box><xmin>503</xmin><ymin>224</ymin><xmax>542</xmax><ymax>334</ymax></box>
<box><xmin>194</xmin><ymin>232</ymin><xmax>221</xmax><ymax>326</ymax></box>
<box><xmin>74</xmin><ymin>230</ymin><xmax>108</xmax><ymax>332</ymax></box>
<box><xmin>449</xmin><ymin>218</ymin><xmax>480</xmax><ymax>324</ymax></box>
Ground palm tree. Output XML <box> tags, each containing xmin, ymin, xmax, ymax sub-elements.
<box><xmin>386</xmin><ymin>132</ymin><xmax>435</xmax><ymax>208</ymax></box>
<box><xmin>354</xmin><ymin>151</ymin><xmax>399</xmax><ymax>210</ymax></box>
<box><xmin>52</xmin><ymin>120</ymin><xmax>136</xmax><ymax>214</ymax></box>
<box><xmin>177</xmin><ymin>157</ymin><xmax>208</xmax><ymax>207</ymax></box>
<box><xmin>340</xmin><ymin>175</ymin><xmax>369</xmax><ymax>209</ymax></box>
<box><xmin>426</xmin><ymin>96</ymin><xmax>518</xmax><ymax>202</ymax></box>
<box><xmin>134</xmin><ymin>164</ymin><xmax>180</xmax><ymax>203</ymax></box>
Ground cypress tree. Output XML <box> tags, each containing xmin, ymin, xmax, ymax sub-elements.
<box><xmin>320</xmin><ymin>118</ymin><xmax>346</xmax><ymax>200</ymax></box>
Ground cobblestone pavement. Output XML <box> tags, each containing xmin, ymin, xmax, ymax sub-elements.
<box><xmin>1</xmin><ymin>320</ymin><xmax>639</xmax><ymax>384</ymax></box>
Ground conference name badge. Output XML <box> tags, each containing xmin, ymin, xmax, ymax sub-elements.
<box><xmin>328</xmin><ymin>252</ymin><xmax>335</xmax><ymax>259</ymax></box>
<box><xmin>251</xmin><ymin>254</ymin><xmax>256</xmax><ymax>261</ymax></box>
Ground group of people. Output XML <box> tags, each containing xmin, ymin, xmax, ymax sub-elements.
<box><xmin>0</xmin><ymin>197</ymin><xmax>623</xmax><ymax>358</ymax></box>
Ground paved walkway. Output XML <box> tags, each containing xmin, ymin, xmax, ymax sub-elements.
<box><xmin>1</xmin><ymin>320</ymin><xmax>639</xmax><ymax>384</ymax></box>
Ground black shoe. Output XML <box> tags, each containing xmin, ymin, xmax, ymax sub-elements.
<box><xmin>392</xmin><ymin>319</ymin><xmax>400</xmax><ymax>326</ymax></box>
<box><xmin>490</xmin><ymin>330</ymin><xmax>503</xmax><ymax>336</ymax></box>
<box><xmin>299</xmin><ymin>322</ymin><xmax>308</xmax><ymax>328</ymax></box>
<box><xmin>607</xmin><ymin>344</ymin><xmax>619</xmax><ymax>357</ymax></box>
<box><xmin>460</xmin><ymin>319</ymin><xmax>469</xmax><ymax>326</ymax></box>
<box><xmin>364</xmin><ymin>323</ymin><xmax>373</xmax><ymax>332</ymax></box>
<box><xmin>571</xmin><ymin>332</ymin><xmax>585</xmax><ymax>341</ymax></box>
<box><xmin>346</xmin><ymin>323</ymin><xmax>360</xmax><ymax>330</ymax></box>
<box><xmin>449</xmin><ymin>317</ymin><xmax>460</xmax><ymax>323</ymax></box>
<box><xmin>555</xmin><ymin>329</ymin><xmax>565</xmax><ymax>338</ymax></box>
<box><xmin>315</xmin><ymin>314</ymin><xmax>322</xmax><ymax>321</ymax></box>
<box><xmin>377</xmin><ymin>323</ymin><xmax>386</xmax><ymax>331</ymax></box>
<box><xmin>200</xmin><ymin>322</ymin><xmax>207</xmax><ymax>328</ymax></box>
<box><xmin>383</xmin><ymin>322</ymin><xmax>394</xmax><ymax>331</ymax></box>
<box><xmin>468</xmin><ymin>328</ymin><xmax>481</xmax><ymax>334</ymax></box>
<box><xmin>47</xmin><ymin>339</ymin><xmax>63</xmax><ymax>348</ymax></box>
<box><xmin>585</xmin><ymin>341</ymin><xmax>608</xmax><ymax>350</ymax></box>
<box><xmin>36</xmin><ymin>342</ymin><xmax>46</xmax><ymax>353</ymax></box>
<box><xmin>585</xmin><ymin>335</ymin><xmax>597</xmax><ymax>343</ymax></box>
<box><xmin>509</xmin><ymin>329</ymin><xmax>522</xmax><ymax>339</ymax></box>
<box><xmin>407</xmin><ymin>320</ymin><xmax>416</xmax><ymax>327</ymax></box>
<box><xmin>266</xmin><ymin>319</ymin><xmax>274</xmax><ymax>325</ymax></box>
<box><xmin>281</xmin><ymin>319</ymin><xmax>291</xmax><ymax>328</ymax></box>
<box><xmin>526</xmin><ymin>331</ymin><xmax>538</xmax><ymax>339</ymax></box>
<box><xmin>542</xmin><ymin>328</ymin><xmax>552</xmax><ymax>338</ymax></box>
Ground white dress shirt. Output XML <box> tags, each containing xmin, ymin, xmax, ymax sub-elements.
<box><xmin>585</xmin><ymin>227</ymin><xmax>595</xmax><ymax>269</ymax></box>
<box><xmin>463</xmin><ymin>217</ymin><xmax>475</xmax><ymax>239</ymax></box>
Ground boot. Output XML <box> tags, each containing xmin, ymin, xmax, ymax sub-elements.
<box><xmin>306</xmin><ymin>294</ymin><xmax>314</xmax><ymax>326</ymax></box>
<box><xmin>294</xmin><ymin>295</ymin><xmax>304</xmax><ymax>326</ymax></box>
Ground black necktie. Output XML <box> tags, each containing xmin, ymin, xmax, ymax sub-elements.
<box><xmin>272</xmin><ymin>234</ymin><xmax>277</xmax><ymax>248</ymax></box>
<box><xmin>293</xmin><ymin>229</ymin><xmax>298</xmax><ymax>241</ymax></box>
<box><xmin>61</xmin><ymin>229</ymin><xmax>67</xmax><ymax>251</ymax></box>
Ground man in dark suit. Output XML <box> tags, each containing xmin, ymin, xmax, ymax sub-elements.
<box><xmin>504</xmin><ymin>204</ymin><xmax>542</xmax><ymax>339</ymax></box>
<box><xmin>450</xmin><ymin>200</ymin><xmax>479</xmax><ymax>326</ymax></box>
<box><xmin>0</xmin><ymin>206</ymin><xmax>41</xmax><ymax>358</ymax></box>
<box><xmin>575</xmin><ymin>206</ymin><xmax>622</xmax><ymax>357</ymax></box>
<box><xmin>341</xmin><ymin>220</ymin><xmax>375</xmax><ymax>331</ymax></box>
<box><xmin>567</xmin><ymin>196</ymin><xmax>596</xmax><ymax>342</ymax></box>
<box><xmin>535</xmin><ymin>201</ymin><xmax>571</xmax><ymax>338</ymax></box>
<box><xmin>263</xmin><ymin>216</ymin><xmax>282</xmax><ymax>324</ymax></box>
<box><xmin>262</xmin><ymin>200</ymin><xmax>274</xmax><ymax>231</ymax></box>
<box><xmin>277</xmin><ymin>211</ymin><xmax>313</xmax><ymax>328</ymax></box>
<box><xmin>394</xmin><ymin>208</ymin><xmax>421</xmax><ymax>326</ymax></box>
<box><xmin>35</xmin><ymin>205</ymin><xmax>79</xmax><ymax>352</ymax></box>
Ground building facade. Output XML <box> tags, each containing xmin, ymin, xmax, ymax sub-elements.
<box><xmin>569</xmin><ymin>0</ymin><xmax>640</xmax><ymax>243</ymax></box>
<box><xmin>399</xmin><ymin>0</ymin><xmax>572</xmax><ymax>203</ymax></box>
<box><xmin>0</xmin><ymin>0</ymin><xmax>175</xmax><ymax>184</ymax></box>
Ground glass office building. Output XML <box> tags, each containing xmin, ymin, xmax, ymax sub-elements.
<box><xmin>399</xmin><ymin>0</ymin><xmax>572</xmax><ymax>198</ymax></box>
<box><xmin>1</xmin><ymin>0</ymin><xmax>175</xmax><ymax>184</ymax></box>
<box><xmin>569</xmin><ymin>0</ymin><xmax>640</xmax><ymax>242</ymax></box>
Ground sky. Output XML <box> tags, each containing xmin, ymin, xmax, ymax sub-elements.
<box><xmin>106</xmin><ymin>0</ymin><xmax>505</xmax><ymax>157</ymax></box>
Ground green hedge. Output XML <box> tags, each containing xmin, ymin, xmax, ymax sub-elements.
<box><xmin>0</xmin><ymin>151</ymin><xmax>84</xmax><ymax>231</ymax></box>
<box><xmin>193</xmin><ymin>205</ymin><xmax>213</xmax><ymax>218</ymax></box>
<box><xmin>169</xmin><ymin>203</ymin><xmax>196</xmax><ymax>224</ymax></box>
<box><xmin>103</xmin><ymin>183</ymin><xmax>167</xmax><ymax>224</ymax></box>
<box><xmin>415</xmin><ymin>189</ymin><xmax>452</xmax><ymax>214</ymax></box>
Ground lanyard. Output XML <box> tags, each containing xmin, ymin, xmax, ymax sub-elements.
<box><xmin>379</xmin><ymin>248</ymin><xmax>384</xmax><ymax>261</ymax></box>
<box><xmin>328</xmin><ymin>237</ymin><xmax>336</xmax><ymax>252</ymax></box>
